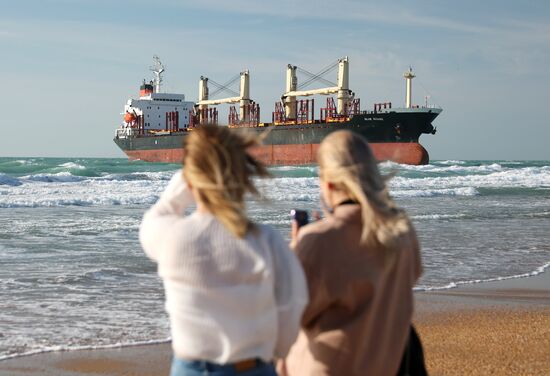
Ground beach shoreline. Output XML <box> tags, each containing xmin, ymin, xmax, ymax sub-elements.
<box><xmin>414</xmin><ymin>266</ymin><xmax>550</xmax><ymax>376</ymax></box>
<box><xmin>1</xmin><ymin>269</ymin><xmax>549</xmax><ymax>376</ymax></box>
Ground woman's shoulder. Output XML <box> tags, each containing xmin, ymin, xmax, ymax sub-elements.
<box><xmin>298</xmin><ymin>215</ymin><xmax>343</xmax><ymax>241</ymax></box>
<box><xmin>293</xmin><ymin>217</ymin><xmax>340</xmax><ymax>258</ymax></box>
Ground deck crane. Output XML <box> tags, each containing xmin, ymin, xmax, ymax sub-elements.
<box><xmin>197</xmin><ymin>71</ymin><xmax>253</xmax><ymax>124</ymax></box>
<box><xmin>282</xmin><ymin>57</ymin><xmax>354</xmax><ymax>120</ymax></box>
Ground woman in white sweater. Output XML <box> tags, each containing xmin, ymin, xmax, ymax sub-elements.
<box><xmin>140</xmin><ymin>126</ymin><xmax>308</xmax><ymax>376</ymax></box>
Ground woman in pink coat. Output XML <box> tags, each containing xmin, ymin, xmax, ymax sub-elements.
<box><xmin>285</xmin><ymin>130</ymin><xmax>424</xmax><ymax>376</ymax></box>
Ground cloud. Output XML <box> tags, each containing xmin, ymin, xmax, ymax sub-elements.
<box><xmin>181</xmin><ymin>1</ymin><xmax>550</xmax><ymax>50</ymax></box>
<box><xmin>182</xmin><ymin>0</ymin><xmax>488</xmax><ymax>33</ymax></box>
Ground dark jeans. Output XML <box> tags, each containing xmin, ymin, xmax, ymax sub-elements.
<box><xmin>170</xmin><ymin>357</ymin><xmax>277</xmax><ymax>376</ymax></box>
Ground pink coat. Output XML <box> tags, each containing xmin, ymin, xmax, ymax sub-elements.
<box><xmin>286</xmin><ymin>204</ymin><xmax>422</xmax><ymax>376</ymax></box>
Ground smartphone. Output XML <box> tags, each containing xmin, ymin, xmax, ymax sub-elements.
<box><xmin>290</xmin><ymin>209</ymin><xmax>309</xmax><ymax>228</ymax></box>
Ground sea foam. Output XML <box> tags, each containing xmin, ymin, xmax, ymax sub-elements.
<box><xmin>24</xmin><ymin>172</ymin><xmax>86</xmax><ymax>183</ymax></box>
<box><xmin>414</xmin><ymin>262</ymin><xmax>550</xmax><ymax>291</ymax></box>
<box><xmin>2</xmin><ymin>164</ymin><xmax>550</xmax><ymax>208</ymax></box>
<box><xmin>58</xmin><ymin>162</ymin><xmax>86</xmax><ymax>170</ymax></box>
<box><xmin>0</xmin><ymin>338</ymin><xmax>171</xmax><ymax>362</ymax></box>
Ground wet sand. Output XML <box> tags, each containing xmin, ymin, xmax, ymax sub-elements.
<box><xmin>1</xmin><ymin>270</ymin><xmax>549</xmax><ymax>376</ymax></box>
<box><xmin>414</xmin><ymin>270</ymin><xmax>550</xmax><ymax>376</ymax></box>
<box><xmin>0</xmin><ymin>343</ymin><xmax>172</xmax><ymax>376</ymax></box>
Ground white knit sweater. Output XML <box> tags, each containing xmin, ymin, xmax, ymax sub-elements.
<box><xmin>139</xmin><ymin>171</ymin><xmax>308</xmax><ymax>364</ymax></box>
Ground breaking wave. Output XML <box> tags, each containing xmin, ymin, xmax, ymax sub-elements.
<box><xmin>24</xmin><ymin>172</ymin><xmax>87</xmax><ymax>183</ymax></box>
<box><xmin>0</xmin><ymin>338</ymin><xmax>171</xmax><ymax>362</ymax></box>
<box><xmin>415</xmin><ymin>262</ymin><xmax>550</xmax><ymax>291</ymax></box>
<box><xmin>58</xmin><ymin>162</ymin><xmax>86</xmax><ymax>170</ymax></box>
<box><xmin>390</xmin><ymin>166</ymin><xmax>550</xmax><ymax>190</ymax></box>
<box><xmin>392</xmin><ymin>187</ymin><xmax>479</xmax><ymax>198</ymax></box>
<box><xmin>0</xmin><ymin>173</ymin><xmax>22</xmax><ymax>186</ymax></box>
<box><xmin>0</xmin><ymin>159</ymin><xmax>549</xmax><ymax>208</ymax></box>
<box><xmin>411</xmin><ymin>213</ymin><xmax>468</xmax><ymax>220</ymax></box>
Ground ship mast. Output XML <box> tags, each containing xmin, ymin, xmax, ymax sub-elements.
<box><xmin>284</xmin><ymin>65</ymin><xmax>298</xmax><ymax>119</ymax></box>
<box><xmin>150</xmin><ymin>55</ymin><xmax>165</xmax><ymax>93</ymax></box>
<box><xmin>337</xmin><ymin>57</ymin><xmax>350</xmax><ymax>115</ymax></box>
<box><xmin>403</xmin><ymin>67</ymin><xmax>415</xmax><ymax>109</ymax></box>
<box><xmin>198</xmin><ymin>76</ymin><xmax>209</xmax><ymax>116</ymax></box>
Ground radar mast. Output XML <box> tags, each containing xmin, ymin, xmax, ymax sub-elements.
<box><xmin>150</xmin><ymin>56</ymin><xmax>165</xmax><ymax>93</ymax></box>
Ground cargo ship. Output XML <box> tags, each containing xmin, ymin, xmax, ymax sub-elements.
<box><xmin>114</xmin><ymin>56</ymin><xmax>441</xmax><ymax>165</ymax></box>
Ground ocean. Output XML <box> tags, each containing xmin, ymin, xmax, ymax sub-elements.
<box><xmin>1</xmin><ymin>157</ymin><xmax>549</xmax><ymax>360</ymax></box>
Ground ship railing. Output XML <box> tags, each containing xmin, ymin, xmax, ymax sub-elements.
<box><xmin>360</xmin><ymin>103</ymin><xmax>442</xmax><ymax>115</ymax></box>
<box><xmin>424</xmin><ymin>104</ymin><xmax>442</xmax><ymax>109</ymax></box>
<box><xmin>115</xmin><ymin>127</ymin><xmax>137</xmax><ymax>139</ymax></box>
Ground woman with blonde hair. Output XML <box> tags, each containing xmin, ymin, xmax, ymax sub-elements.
<box><xmin>140</xmin><ymin>125</ymin><xmax>308</xmax><ymax>376</ymax></box>
<box><xmin>285</xmin><ymin>130</ymin><xmax>424</xmax><ymax>376</ymax></box>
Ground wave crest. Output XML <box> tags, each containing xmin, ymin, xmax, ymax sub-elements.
<box><xmin>0</xmin><ymin>173</ymin><xmax>22</xmax><ymax>186</ymax></box>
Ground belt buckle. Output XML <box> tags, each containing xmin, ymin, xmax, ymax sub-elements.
<box><xmin>234</xmin><ymin>358</ymin><xmax>258</xmax><ymax>372</ymax></box>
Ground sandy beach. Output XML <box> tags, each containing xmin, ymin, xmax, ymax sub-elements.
<box><xmin>414</xmin><ymin>269</ymin><xmax>550</xmax><ymax>376</ymax></box>
<box><xmin>1</xmin><ymin>270</ymin><xmax>549</xmax><ymax>376</ymax></box>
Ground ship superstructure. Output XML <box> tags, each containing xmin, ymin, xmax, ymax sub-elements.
<box><xmin>117</xmin><ymin>56</ymin><xmax>195</xmax><ymax>139</ymax></box>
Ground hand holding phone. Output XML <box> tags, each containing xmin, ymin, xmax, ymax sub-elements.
<box><xmin>290</xmin><ymin>209</ymin><xmax>308</xmax><ymax>249</ymax></box>
<box><xmin>290</xmin><ymin>209</ymin><xmax>309</xmax><ymax>228</ymax></box>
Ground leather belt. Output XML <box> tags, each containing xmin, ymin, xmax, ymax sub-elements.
<box><xmin>234</xmin><ymin>358</ymin><xmax>260</xmax><ymax>372</ymax></box>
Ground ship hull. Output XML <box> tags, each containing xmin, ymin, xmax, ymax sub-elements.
<box><xmin>122</xmin><ymin>142</ymin><xmax>429</xmax><ymax>165</ymax></box>
<box><xmin>114</xmin><ymin>109</ymin><xmax>440</xmax><ymax>165</ymax></box>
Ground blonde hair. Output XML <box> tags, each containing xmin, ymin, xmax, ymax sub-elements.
<box><xmin>182</xmin><ymin>125</ymin><xmax>269</xmax><ymax>238</ymax></box>
<box><xmin>318</xmin><ymin>130</ymin><xmax>411</xmax><ymax>252</ymax></box>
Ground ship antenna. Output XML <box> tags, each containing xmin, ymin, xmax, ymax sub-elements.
<box><xmin>150</xmin><ymin>55</ymin><xmax>165</xmax><ymax>93</ymax></box>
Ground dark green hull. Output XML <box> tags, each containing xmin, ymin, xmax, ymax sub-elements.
<box><xmin>114</xmin><ymin>108</ymin><xmax>441</xmax><ymax>165</ymax></box>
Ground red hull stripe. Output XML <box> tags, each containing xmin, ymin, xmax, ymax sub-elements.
<box><xmin>124</xmin><ymin>142</ymin><xmax>429</xmax><ymax>165</ymax></box>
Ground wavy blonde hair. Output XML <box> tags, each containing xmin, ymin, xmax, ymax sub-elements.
<box><xmin>182</xmin><ymin>125</ymin><xmax>270</xmax><ymax>238</ymax></box>
<box><xmin>318</xmin><ymin>130</ymin><xmax>411</xmax><ymax>252</ymax></box>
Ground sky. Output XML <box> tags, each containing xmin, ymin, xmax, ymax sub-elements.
<box><xmin>1</xmin><ymin>0</ymin><xmax>549</xmax><ymax>160</ymax></box>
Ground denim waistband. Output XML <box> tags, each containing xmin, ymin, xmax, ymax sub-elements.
<box><xmin>171</xmin><ymin>356</ymin><xmax>273</xmax><ymax>375</ymax></box>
